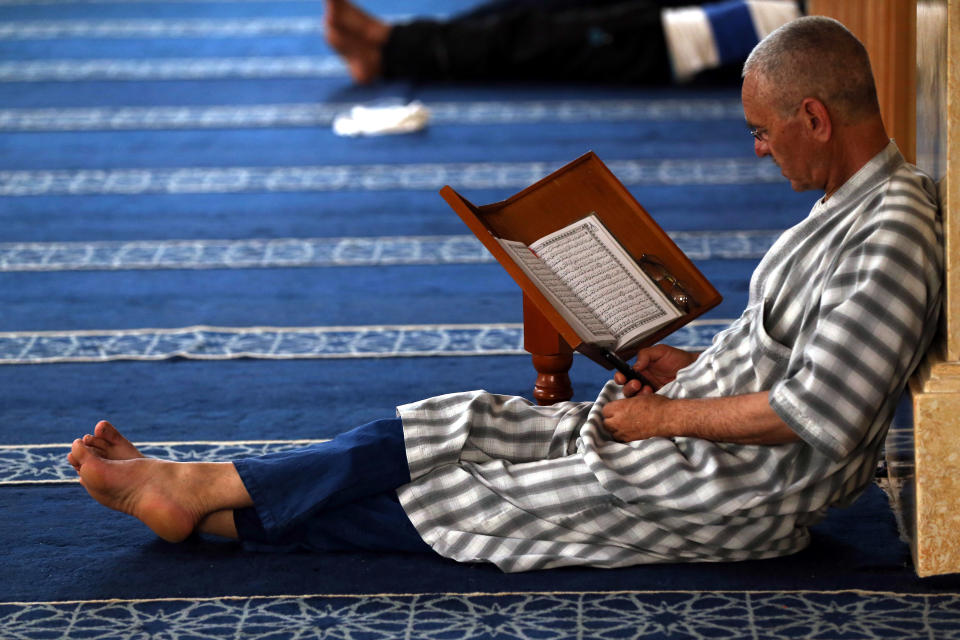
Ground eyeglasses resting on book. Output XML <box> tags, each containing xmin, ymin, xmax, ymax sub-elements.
<box><xmin>638</xmin><ymin>255</ymin><xmax>698</xmax><ymax>313</ymax></box>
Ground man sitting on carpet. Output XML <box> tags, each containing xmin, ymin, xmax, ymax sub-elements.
<box><xmin>68</xmin><ymin>16</ymin><xmax>942</xmax><ymax>572</ymax></box>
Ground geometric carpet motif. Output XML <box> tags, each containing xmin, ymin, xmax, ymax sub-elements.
<box><xmin>0</xmin><ymin>98</ymin><xmax>745</xmax><ymax>131</ymax></box>
<box><xmin>0</xmin><ymin>56</ymin><xmax>350</xmax><ymax>82</ymax></box>
<box><xmin>0</xmin><ymin>231</ymin><xmax>778</xmax><ymax>272</ymax></box>
<box><xmin>0</xmin><ymin>441</ymin><xmax>326</xmax><ymax>485</ymax></box>
<box><xmin>0</xmin><ymin>17</ymin><xmax>332</xmax><ymax>39</ymax></box>
<box><xmin>0</xmin><ymin>158</ymin><xmax>784</xmax><ymax>196</ymax></box>
<box><xmin>3</xmin><ymin>423</ymin><xmax>912</xmax><ymax>484</ymax></box>
<box><xmin>2</xmin><ymin>14</ymin><xmax>446</xmax><ymax>44</ymax></box>
<box><xmin>2</xmin><ymin>591</ymin><xmax>958</xmax><ymax>640</ymax></box>
<box><xmin>0</xmin><ymin>320</ymin><xmax>731</xmax><ymax>364</ymax></box>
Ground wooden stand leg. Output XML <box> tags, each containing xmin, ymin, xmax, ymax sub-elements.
<box><xmin>523</xmin><ymin>293</ymin><xmax>573</xmax><ymax>405</ymax></box>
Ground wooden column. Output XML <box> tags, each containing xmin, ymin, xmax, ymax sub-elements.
<box><xmin>807</xmin><ymin>0</ymin><xmax>917</xmax><ymax>162</ymax></box>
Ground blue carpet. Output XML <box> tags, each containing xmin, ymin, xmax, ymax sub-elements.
<box><xmin>0</xmin><ymin>482</ymin><xmax>933</xmax><ymax>602</ymax></box>
<box><xmin>2</xmin><ymin>1</ymin><xmax>958</xmax><ymax>638</ymax></box>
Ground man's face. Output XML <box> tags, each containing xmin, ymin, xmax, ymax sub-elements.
<box><xmin>741</xmin><ymin>74</ymin><xmax>819</xmax><ymax>193</ymax></box>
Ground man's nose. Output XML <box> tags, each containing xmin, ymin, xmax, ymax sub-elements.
<box><xmin>754</xmin><ymin>138</ymin><xmax>769</xmax><ymax>157</ymax></box>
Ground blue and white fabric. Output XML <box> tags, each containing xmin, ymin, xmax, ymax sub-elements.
<box><xmin>663</xmin><ymin>0</ymin><xmax>801</xmax><ymax>81</ymax></box>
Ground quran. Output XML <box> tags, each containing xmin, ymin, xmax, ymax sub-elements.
<box><xmin>497</xmin><ymin>213</ymin><xmax>683</xmax><ymax>352</ymax></box>
<box><xmin>440</xmin><ymin>151</ymin><xmax>721</xmax><ymax>371</ymax></box>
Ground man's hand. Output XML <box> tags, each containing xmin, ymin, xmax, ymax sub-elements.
<box><xmin>614</xmin><ymin>344</ymin><xmax>698</xmax><ymax>396</ymax></box>
<box><xmin>601</xmin><ymin>393</ymin><xmax>672</xmax><ymax>442</ymax></box>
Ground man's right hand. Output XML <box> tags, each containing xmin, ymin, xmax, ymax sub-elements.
<box><xmin>615</xmin><ymin>344</ymin><xmax>698</xmax><ymax>397</ymax></box>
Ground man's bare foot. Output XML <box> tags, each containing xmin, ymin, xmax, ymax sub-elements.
<box><xmin>324</xmin><ymin>0</ymin><xmax>388</xmax><ymax>84</ymax></box>
<box><xmin>68</xmin><ymin>421</ymin><xmax>142</xmax><ymax>474</ymax></box>
<box><xmin>69</xmin><ymin>439</ymin><xmax>243</xmax><ymax>543</ymax></box>
<box><xmin>325</xmin><ymin>0</ymin><xmax>390</xmax><ymax>46</ymax></box>
<box><xmin>85</xmin><ymin>420</ymin><xmax>143</xmax><ymax>460</ymax></box>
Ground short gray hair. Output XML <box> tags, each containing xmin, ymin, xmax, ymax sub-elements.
<box><xmin>742</xmin><ymin>16</ymin><xmax>880</xmax><ymax>123</ymax></box>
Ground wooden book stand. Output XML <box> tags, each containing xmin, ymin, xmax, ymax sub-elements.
<box><xmin>441</xmin><ymin>152</ymin><xmax>721</xmax><ymax>404</ymax></box>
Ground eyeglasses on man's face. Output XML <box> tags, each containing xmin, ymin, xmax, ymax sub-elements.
<box><xmin>747</xmin><ymin>102</ymin><xmax>801</xmax><ymax>143</ymax></box>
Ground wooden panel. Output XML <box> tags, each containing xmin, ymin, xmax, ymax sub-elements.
<box><xmin>808</xmin><ymin>0</ymin><xmax>917</xmax><ymax>163</ymax></box>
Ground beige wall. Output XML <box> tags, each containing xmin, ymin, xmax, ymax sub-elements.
<box><xmin>910</xmin><ymin>0</ymin><xmax>960</xmax><ymax>578</ymax></box>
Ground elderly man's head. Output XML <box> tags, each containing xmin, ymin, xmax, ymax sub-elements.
<box><xmin>743</xmin><ymin>16</ymin><xmax>880</xmax><ymax>123</ymax></box>
<box><xmin>741</xmin><ymin>16</ymin><xmax>886</xmax><ymax>196</ymax></box>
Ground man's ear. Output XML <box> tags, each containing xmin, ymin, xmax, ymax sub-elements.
<box><xmin>800</xmin><ymin>97</ymin><xmax>832</xmax><ymax>142</ymax></box>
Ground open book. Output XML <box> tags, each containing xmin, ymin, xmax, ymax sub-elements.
<box><xmin>497</xmin><ymin>214</ymin><xmax>682</xmax><ymax>352</ymax></box>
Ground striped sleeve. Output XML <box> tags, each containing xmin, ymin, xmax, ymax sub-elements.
<box><xmin>770</xmin><ymin>177</ymin><xmax>941</xmax><ymax>460</ymax></box>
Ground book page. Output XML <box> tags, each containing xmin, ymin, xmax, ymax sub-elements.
<box><xmin>496</xmin><ymin>238</ymin><xmax>612</xmax><ymax>345</ymax></box>
<box><xmin>530</xmin><ymin>214</ymin><xmax>682</xmax><ymax>350</ymax></box>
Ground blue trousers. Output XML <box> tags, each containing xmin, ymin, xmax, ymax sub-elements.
<box><xmin>232</xmin><ymin>418</ymin><xmax>433</xmax><ymax>554</ymax></box>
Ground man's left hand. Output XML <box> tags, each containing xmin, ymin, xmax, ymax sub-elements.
<box><xmin>601</xmin><ymin>393</ymin><xmax>672</xmax><ymax>442</ymax></box>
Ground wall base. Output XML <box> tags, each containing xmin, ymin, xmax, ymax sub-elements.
<box><xmin>901</xmin><ymin>351</ymin><xmax>960</xmax><ymax>576</ymax></box>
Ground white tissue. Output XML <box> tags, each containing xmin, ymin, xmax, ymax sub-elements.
<box><xmin>332</xmin><ymin>101</ymin><xmax>431</xmax><ymax>137</ymax></box>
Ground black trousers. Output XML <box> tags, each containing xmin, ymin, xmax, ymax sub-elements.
<box><xmin>381</xmin><ymin>0</ymin><xmax>673</xmax><ymax>84</ymax></box>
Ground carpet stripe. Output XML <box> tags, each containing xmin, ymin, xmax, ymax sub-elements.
<box><xmin>1</xmin><ymin>441</ymin><xmax>328</xmax><ymax>484</ymax></box>
<box><xmin>5</xmin><ymin>587</ymin><xmax>957</xmax><ymax>603</ymax></box>
<box><xmin>0</xmin><ymin>0</ymin><xmax>320</xmax><ymax>4</ymax></box>
<box><xmin>0</xmin><ymin>323</ymin><xmax>527</xmax><ymax>364</ymax></box>
<box><xmin>0</xmin><ymin>321</ymin><xmax>730</xmax><ymax>364</ymax></box>
<box><xmin>0</xmin><ymin>426</ymin><xmax>912</xmax><ymax>485</ymax></box>
<box><xmin>0</xmin><ymin>235</ymin><xmax>497</xmax><ymax>271</ymax></box>
<box><xmin>0</xmin><ymin>231</ymin><xmax>777</xmax><ymax>272</ymax></box>
<box><xmin>0</xmin><ymin>17</ymin><xmax>328</xmax><ymax>39</ymax></box>
<box><xmin>0</xmin><ymin>56</ymin><xmax>347</xmax><ymax>81</ymax></box>
<box><xmin>0</xmin><ymin>591</ymin><xmax>955</xmax><ymax>639</ymax></box>
<box><xmin>0</xmin><ymin>15</ymin><xmax>444</xmax><ymax>37</ymax></box>
<box><xmin>0</xmin><ymin>99</ymin><xmax>744</xmax><ymax>131</ymax></box>
<box><xmin>0</xmin><ymin>159</ymin><xmax>783</xmax><ymax>196</ymax></box>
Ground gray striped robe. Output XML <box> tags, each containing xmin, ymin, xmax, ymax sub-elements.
<box><xmin>397</xmin><ymin>143</ymin><xmax>943</xmax><ymax>572</ymax></box>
